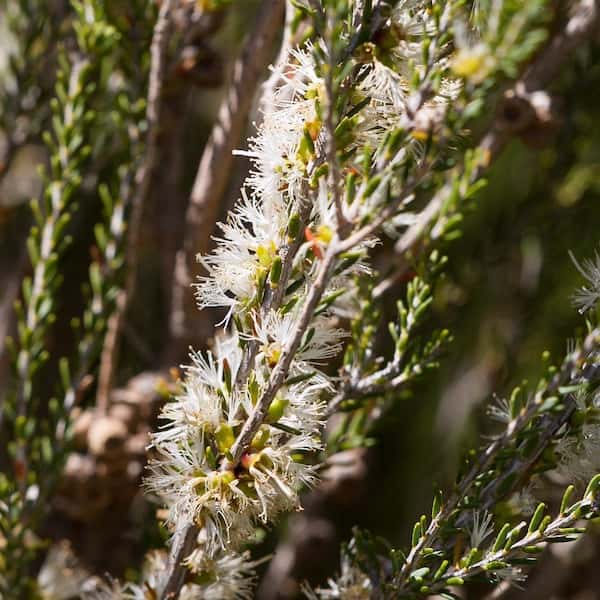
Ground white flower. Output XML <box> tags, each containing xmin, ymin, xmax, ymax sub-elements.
<box><xmin>392</xmin><ymin>0</ymin><xmax>438</xmax><ymax>42</ymax></box>
<box><xmin>358</xmin><ymin>60</ymin><xmax>409</xmax><ymax>111</ymax></box>
<box><xmin>152</xmin><ymin>343</ymin><xmax>243</xmax><ymax>448</ymax></box>
<box><xmin>194</xmin><ymin>190</ymin><xmax>288</xmax><ymax>319</ymax></box>
<box><xmin>569</xmin><ymin>249</ymin><xmax>600</xmax><ymax>313</ymax></box>
<box><xmin>147</xmin><ymin>334</ymin><xmax>327</xmax><ymax>551</ymax></box>
<box><xmin>184</xmin><ymin>543</ymin><xmax>259</xmax><ymax>600</ymax></box>
<box><xmin>556</xmin><ymin>423</ymin><xmax>600</xmax><ymax>483</ymax></box>
<box><xmin>304</xmin><ymin>551</ymin><xmax>371</xmax><ymax>599</ymax></box>
<box><xmin>80</xmin><ymin>577</ymin><xmax>127</xmax><ymax>600</ymax></box>
<box><xmin>119</xmin><ymin>550</ymin><xmax>170</xmax><ymax>599</ymax></box>
<box><xmin>98</xmin><ymin>547</ymin><xmax>258</xmax><ymax>600</ymax></box>
<box><xmin>236</xmin><ymin>46</ymin><xmax>324</xmax><ymax>208</ymax></box>
<box><xmin>249</xmin><ymin>310</ymin><xmax>347</xmax><ymax>368</ymax></box>
<box><xmin>82</xmin><ymin>547</ymin><xmax>259</xmax><ymax>600</ymax></box>
<box><xmin>354</xmin><ymin>57</ymin><xmax>460</xmax><ymax>171</ymax></box>
<box><xmin>486</xmin><ymin>395</ymin><xmax>511</xmax><ymax>424</ymax></box>
<box><xmin>147</xmin><ymin>437</ymin><xmax>255</xmax><ymax>552</ymax></box>
<box><xmin>494</xmin><ymin>565</ymin><xmax>526</xmax><ymax>585</ymax></box>
<box><xmin>467</xmin><ymin>510</ymin><xmax>494</xmax><ymax>549</ymax></box>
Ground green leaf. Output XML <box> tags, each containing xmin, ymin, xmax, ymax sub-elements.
<box><xmin>528</xmin><ymin>503</ymin><xmax>546</xmax><ymax>534</ymax></box>
<box><xmin>560</xmin><ymin>485</ymin><xmax>575</xmax><ymax>515</ymax></box>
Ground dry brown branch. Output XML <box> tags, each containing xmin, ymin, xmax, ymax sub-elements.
<box><xmin>95</xmin><ymin>0</ymin><xmax>176</xmax><ymax>413</ymax></box>
<box><xmin>167</xmin><ymin>0</ymin><xmax>286</xmax><ymax>362</ymax></box>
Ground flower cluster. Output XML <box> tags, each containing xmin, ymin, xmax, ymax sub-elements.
<box><xmin>81</xmin><ymin>546</ymin><xmax>258</xmax><ymax>600</ymax></box>
<box><xmin>147</xmin><ymin>330</ymin><xmax>330</xmax><ymax>552</ymax></box>
<box><xmin>570</xmin><ymin>248</ymin><xmax>600</xmax><ymax>314</ymax></box>
<box><xmin>556</xmin><ymin>409</ymin><xmax>600</xmax><ymax>483</ymax></box>
<box><xmin>304</xmin><ymin>550</ymin><xmax>372</xmax><ymax>600</ymax></box>
<box><xmin>148</xmin><ymin>0</ymin><xmax>467</xmax><ymax>561</ymax></box>
<box><xmin>143</xmin><ymin>0</ymin><xmax>552</xmax><ymax>595</ymax></box>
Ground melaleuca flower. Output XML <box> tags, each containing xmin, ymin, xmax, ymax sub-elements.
<box><xmin>391</xmin><ymin>0</ymin><xmax>438</xmax><ymax>43</ymax></box>
<box><xmin>486</xmin><ymin>395</ymin><xmax>511</xmax><ymax>424</ymax></box>
<box><xmin>556</xmin><ymin>423</ymin><xmax>600</xmax><ymax>483</ymax></box>
<box><xmin>147</xmin><ymin>332</ymin><xmax>327</xmax><ymax>552</ymax></box>
<box><xmin>451</xmin><ymin>41</ymin><xmax>494</xmax><ymax>83</ymax></box>
<box><xmin>147</xmin><ymin>436</ymin><xmax>255</xmax><ymax>552</ymax></box>
<box><xmin>303</xmin><ymin>550</ymin><xmax>372</xmax><ymax>599</ymax></box>
<box><xmin>195</xmin><ymin>190</ymin><xmax>288</xmax><ymax>318</ymax></box>
<box><xmin>451</xmin><ymin>18</ymin><xmax>495</xmax><ymax>84</ymax></box>
<box><xmin>511</xmin><ymin>484</ymin><xmax>538</xmax><ymax>517</ymax></box>
<box><xmin>195</xmin><ymin>44</ymin><xmax>329</xmax><ymax>324</ymax></box>
<box><xmin>357</xmin><ymin>66</ymin><xmax>460</xmax><ymax>138</ymax></box>
<box><xmin>569</xmin><ymin>248</ymin><xmax>600</xmax><ymax>313</ymax></box>
<box><xmin>275</xmin><ymin>378</ymin><xmax>329</xmax><ymax>438</ymax></box>
<box><xmin>353</xmin><ymin>34</ymin><xmax>461</xmax><ymax>169</ymax></box>
<box><xmin>358</xmin><ymin>59</ymin><xmax>409</xmax><ymax>111</ymax></box>
<box><xmin>152</xmin><ymin>343</ymin><xmax>243</xmax><ymax>448</ymax></box>
<box><xmin>80</xmin><ymin>577</ymin><xmax>126</xmax><ymax>600</ymax></box>
<box><xmin>237</xmin><ymin>46</ymin><xmax>324</xmax><ymax>207</ymax></box>
<box><xmin>466</xmin><ymin>510</ymin><xmax>494</xmax><ymax>549</ymax></box>
<box><xmin>130</xmin><ymin>551</ymin><xmax>170</xmax><ymax>599</ymax></box>
<box><xmin>148</xmin><ymin>381</ymin><xmax>325</xmax><ymax>551</ymax></box>
<box><xmin>493</xmin><ymin>566</ymin><xmax>526</xmax><ymax>586</ymax></box>
<box><xmin>184</xmin><ymin>537</ymin><xmax>260</xmax><ymax>600</ymax></box>
<box><xmin>249</xmin><ymin>310</ymin><xmax>347</xmax><ymax>368</ymax></box>
<box><xmin>94</xmin><ymin>547</ymin><xmax>258</xmax><ymax>600</ymax></box>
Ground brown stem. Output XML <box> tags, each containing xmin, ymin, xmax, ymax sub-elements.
<box><xmin>228</xmin><ymin>249</ymin><xmax>338</xmax><ymax>465</ymax></box>
<box><xmin>160</xmin><ymin>524</ymin><xmax>200</xmax><ymax>600</ymax></box>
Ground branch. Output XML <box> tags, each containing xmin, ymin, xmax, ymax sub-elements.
<box><xmin>395</xmin><ymin>327</ymin><xmax>600</xmax><ymax>592</ymax></box>
<box><xmin>377</xmin><ymin>0</ymin><xmax>600</xmax><ymax>298</ymax></box>
<box><xmin>95</xmin><ymin>0</ymin><xmax>175</xmax><ymax>412</ymax></box>
<box><xmin>228</xmin><ymin>248</ymin><xmax>338</xmax><ymax>465</ymax></box>
<box><xmin>167</xmin><ymin>0</ymin><xmax>285</xmax><ymax>359</ymax></box>
<box><xmin>524</xmin><ymin>0</ymin><xmax>600</xmax><ymax>91</ymax></box>
<box><xmin>160</xmin><ymin>524</ymin><xmax>200</xmax><ymax>600</ymax></box>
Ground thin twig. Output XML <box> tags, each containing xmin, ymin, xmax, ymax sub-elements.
<box><xmin>160</xmin><ymin>524</ymin><xmax>200</xmax><ymax>600</ymax></box>
<box><xmin>228</xmin><ymin>248</ymin><xmax>338</xmax><ymax>464</ymax></box>
<box><xmin>524</xmin><ymin>0</ymin><xmax>600</xmax><ymax>92</ymax></box>
<box><xmin>95</xmin><ymin>0</ymin><xmax>175</xmax><ymax>413</ymax></box>
<box><xmin>428</xmin><ymin>499</ymin><xmax>598</xmax><ymax>594</ymax></box>
<box><xmin>395</xmin><ymin>328</ymin><xmax>600</xmax><ymax>592</ymax></box>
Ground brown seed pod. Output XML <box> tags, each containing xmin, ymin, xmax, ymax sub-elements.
<box><xmin>109</xmin><ymin>402</ymin><xmax>139</xmax><ymax>433</ymax></box>
<box><xmin>87</xmin><ymin>415</ymin><xmax>128</xmax><ymax>460</ymax></box>
<box><xmin>71</xmin><ymin>409</ymin><xmax>94</xmax><ymax>452</ymax></box>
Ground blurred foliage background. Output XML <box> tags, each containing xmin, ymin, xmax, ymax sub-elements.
<box><xmin>1</xmin><ymin>1</ymin><xmax>599</xmax><ymax>598</ymax></box>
